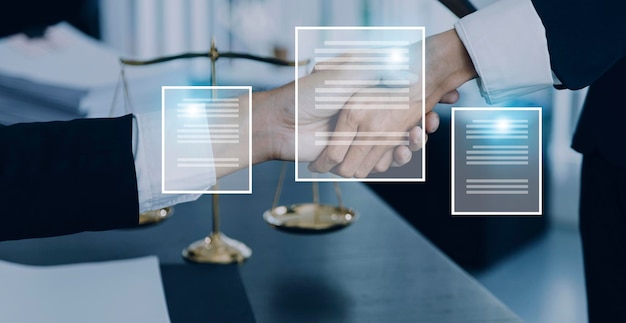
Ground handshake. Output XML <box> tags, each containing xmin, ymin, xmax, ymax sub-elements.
<box><xmin>218</xmin><ymin>30</ymin><xmax>477</xmax><ymax>180</ymax></box>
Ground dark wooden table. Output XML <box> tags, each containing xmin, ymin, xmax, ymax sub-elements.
<box><xmin>0</xmin><ymin>161</ymin><xmax>522</xmax><ymax>323</ymax></box>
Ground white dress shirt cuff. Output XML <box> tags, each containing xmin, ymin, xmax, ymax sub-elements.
<box><xmin>133</xmin><ymin>112</ymin><xmax>216</xmax><ymax>213</ymax></box>
<box><xmin>454</xmin><ymin>0</ymin><xmax>555</xmax><ymax>104</ymax></box>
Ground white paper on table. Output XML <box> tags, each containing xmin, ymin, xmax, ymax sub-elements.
<box><xmin>0</xmin><ymin>256</ymin><xmax>170</xmax><ymax>323</ymax></box>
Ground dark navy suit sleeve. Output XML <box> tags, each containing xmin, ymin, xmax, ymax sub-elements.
<box><xmin>531</xmin><ymin>0</ymin><xmax>626</xmax><ymax>89</ymax></box>
<box><xmin>529</xmin><ymin>0</ymin><xmax>626</xmax><ymax>166</ymax></box>
<box><xmin>0</xmin><ymin>115</ymin><xmax>140</xmax><ymax>241</ymax></box>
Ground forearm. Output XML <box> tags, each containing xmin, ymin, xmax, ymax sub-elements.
<box><xmin>424</xmin><ymin>29</ymin><xmax>477</xmax><ymax>108</ymax></box>
<box><xmin>210</xmin><ymin>85</ymin><xmax>292</xmax><ymax>179</ymax></box>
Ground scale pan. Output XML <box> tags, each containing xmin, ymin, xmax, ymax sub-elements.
<box><xmin>263</xmin><ymin>203</ymin><xmax>357</xmax><ymax>234</ymax></box>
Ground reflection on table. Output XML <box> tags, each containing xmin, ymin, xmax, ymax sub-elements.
<box><xmin>0</xmin><ymin>161</ymin><xmax>522</xmax><ymax>323</ymax></box>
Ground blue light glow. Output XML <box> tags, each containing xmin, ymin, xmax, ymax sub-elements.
<box><xmin>496</xmin><ymin>119</ymin><xmax>510</xmax><ymax>132</ymax></box>
<box><xmin>388</xmin><ymin>49</ymin><xmax>404</xmax><ymax>63</ymax></box>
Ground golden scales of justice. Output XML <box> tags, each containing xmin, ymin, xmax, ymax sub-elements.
<box><xmin>113</xmin><ymin>39</ymin><xmax>358</xmax><ymax>264</ymax></box>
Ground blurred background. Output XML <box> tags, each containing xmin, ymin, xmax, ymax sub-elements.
<box><xmin>1</xmin><ymin>0</ymin><xmax>589</xmax><ymax>322</ymax></box>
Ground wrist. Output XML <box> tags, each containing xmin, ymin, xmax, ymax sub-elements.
<box><xmin>250</xmin><ymin>91</ymin><xmax>273</xmax><ymax>165</ymax></box>
<box><xmin>251</xmin><ymin>88</ymin><xmax>294</xmax><ymax>164</ymax></box>
<box><xmin>426</xmin><ymin>29</ymin><xmax>477</xmax><ymax>99</ymax></box>
<box><xmin>447</xmin><ymin>29</ymin><xmax>478</xmax><ymax>86</ymax></box>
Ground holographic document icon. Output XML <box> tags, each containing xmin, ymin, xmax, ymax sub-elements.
<box><xmin>296</xmin><ymin>27</ymin><xmax>425</xmax><ymax>182</ymax></box>
<box><xmin>162</xmin><ymin>86</ymin><xmax>252</xmax><ymax>194</ymax></box>
<box><xmin>452</xmin><ymin>107</ymin><xmax>542</xmax><ymax>215</ymax></box>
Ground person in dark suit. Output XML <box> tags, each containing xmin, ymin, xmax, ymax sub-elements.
<box><xmin>0</xmin><ymin>1</ymin><xmax>135</xmax><ymax>240</ymax></box>
<box><xmin>451</xmin><ymin>1</ymin><xmax>626</xmax><ymax>321</ymax></box>
<box><xmin>315</xmin><ymin>0</ymin><xmax>624</xmax><ymax>320</ymax></box>
<box><xmin>1</xmin><ymin>1</ymin><xmax>445</xmax><ymax>241</ymax></box>
<box><xmin>537</xmin><ymin>0</ymin><xmax>626</xmax><ymax>320</ymax></box>
<box><xmin>0</xmin><ymin>78</ymin><xmax>436</xmax><ymax>241</ymax></box>
<box><xmin>0</xmin><ymin>90</ymin><xmax>433</xmax><ymax>241</ymax></box>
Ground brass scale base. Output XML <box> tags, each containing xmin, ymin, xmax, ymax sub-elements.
<box><xmin>118</xmin><ymin>40</ymin><xmax>357</xmax><ymax>264</ymax></box>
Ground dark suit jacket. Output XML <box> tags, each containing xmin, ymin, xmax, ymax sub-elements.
<box><xmin>0</xmin><ymin>115</ymin><xmax>140</xmax><ymax>240</ymax></box>
<box><xmin>531</xmin><ymin>0</ymin><xmax>626</xmax><ymax>167</ymax></box>
<box><xmin>0</xmin><ymin>1</ymin><xmax>139</xmax><ymax>241</ymax></box>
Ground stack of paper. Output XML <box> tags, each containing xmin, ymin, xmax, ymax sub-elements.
<box><xmin>0</xmin><ymin>23</ymin><xmax>117</xmax><ymax>124</ymax></box>
<box><xmin>0</xmin><ymin>21</ymin><xmax>301</xmax><ymax>125</ymax></box>
<box><xmin>0</xmin><ymin>73</ymin><xmax>87</xmax><ymax>124</ymax></box>
<box><xmin>0</xmin><ymin>22</ymin><xmax>179</xmax><ymax>125</ymax></box>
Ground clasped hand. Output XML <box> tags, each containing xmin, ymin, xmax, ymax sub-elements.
<box><xmin>300</xmin><ymin>41</ymin><xmax>458</xmax><ymax>178</ymax></box>
<box><xmin>261</xmin><ymin>30</ymin><xmax>473</xmax><ymax>178</ymax></box>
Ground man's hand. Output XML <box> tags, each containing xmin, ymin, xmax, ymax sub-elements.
<box><xmin>250</xmin><ymin>29</ymin><xmax>475</xmax><ymax>178</ymax></box>
<box><xmin>256</xmin><ymin>60</ymin><xmax>426</xmax><ymax>170</ymax></box>
<box><xmin>308</xmin><ymin>30</ymin><xmax>474</xmax><ymax>177</ymax></box>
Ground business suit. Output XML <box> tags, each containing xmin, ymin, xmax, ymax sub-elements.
<box><xmin>531</xmin><ymin>0</ymin><xmax>626</xmax><ymax>321</ymax></box>
<box><xmin>0</xmin><ymin>116</ymin><xmax>140</xmax><ymax>241</ymax></box>
<box><xmin>574</xmin><ymin>61</ymin><xmax>626</xmax><ymax>322</ymax></box>
<box><xmin>0</xmin><ymin>1</ymin><xmax>139</xmax><ymax>241</ymax></box>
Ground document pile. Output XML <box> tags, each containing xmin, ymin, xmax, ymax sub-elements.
<box><xmin>0</xmin><ymin>22</ymin><xmax>123</xmax><ymax>124</ymax></box>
